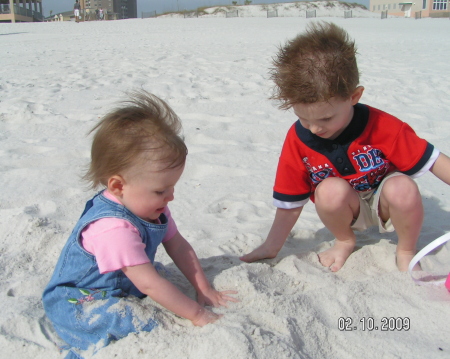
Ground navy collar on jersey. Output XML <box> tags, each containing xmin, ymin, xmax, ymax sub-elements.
<box><xmin>294</xmin><ymin>103</ymin><xmax>370</xmax><ymax>176</ymax></box>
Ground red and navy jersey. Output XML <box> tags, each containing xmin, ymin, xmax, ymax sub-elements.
<box><xmin>273</xmin><ymin>104</ymin><xmax>438</xmax><ymax>208</ymax></box>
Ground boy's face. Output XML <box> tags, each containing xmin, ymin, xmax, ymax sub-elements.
<box><xmin>110</xmin><ymin>161</ymin><xmax>185</xmax><ymax>222</ymax></box>
<box><xmin>292</xmin><ymin>87</ymin><xmax>363</xmax><ymax>140</ymax></box>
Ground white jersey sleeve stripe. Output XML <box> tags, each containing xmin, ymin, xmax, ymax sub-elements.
<box><xmin>273</xmin><ymin>198</ymin><xmax>308</xmax><ymax>209</ymax></box>
<box><xmin>410</xmin><ymin>147</ymin><xmax>440</xmax><ymax>179</ymax></box>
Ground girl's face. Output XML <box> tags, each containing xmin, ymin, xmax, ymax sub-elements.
<box><xmin>110</xmin><ymin>161</ymin><xmax>184</xmax><ymax>222</ymax></box>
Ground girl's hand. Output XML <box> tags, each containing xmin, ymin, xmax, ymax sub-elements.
<box><xmin>191</xmin><ymin>307</ymin><xmax>222</xmax><ymax>327</ymax></box>
<box><xmin>197</xmin><ymin>287</ymin><xmax>239</xmax><ymax>308</ymax></box>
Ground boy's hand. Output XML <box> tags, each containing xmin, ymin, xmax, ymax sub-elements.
<box><xmin>197</xmin><ymin>287</ymin><xmax>239</xmax><ymax>308</ymax></box>
<box><xmin>191</xmin><ymin>307</ymin><xmax>222</xmax><ymax>327</ymax></box>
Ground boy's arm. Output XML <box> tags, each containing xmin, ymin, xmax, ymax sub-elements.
<box><xmin>163</xmin><ymin>232</ymin><xmax>238</xmax><ymax>307</ymax></box>
<box><xmin>240</xmin><ymin>206</ymin><xmax>303</xmax><ymax>262</ymax></box>
<box><xmin>122</xmin><ymin>262</ymin><xmax>218</xmax><ymax>326</ymax></box>
<box><xmin>430</xmin><ymin>153</ymin><xmax>450</xmax><ymax>185</ymax></box>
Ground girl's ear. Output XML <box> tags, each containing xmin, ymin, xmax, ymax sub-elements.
<box><xmin>107</xmin><ymin>175</ymin><xmax>125</xmax><ymax>197</ymax></box>
<box><xmin>350</xmin><ymin>86</ymin><xmax>364</xmax><ymax>105</ymax></box>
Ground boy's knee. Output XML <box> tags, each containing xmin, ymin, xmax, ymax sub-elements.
<box><xmin>315</xmin><ymin>177</ymin><xmax>354</xmax><ymax>208</ymax></box>
<box><xmin>382</xmin><ymin>175</ymin><xmax>421</xmax><ymax>207</ymax></box>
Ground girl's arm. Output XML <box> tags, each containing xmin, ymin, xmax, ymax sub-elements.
<box><xmin>430</xmin><ymin>153</ymin><xmax>450</xmax><ymax>185</ymax></box>
<box><xmin>122</xmin><ymin>262</ymin><xmax>219</xmax><ymax>326</ymax></box>
<box><xmin>163</xmin><ymin>231</ymin><xmax>238</xmax><ymax>307</ymax></box>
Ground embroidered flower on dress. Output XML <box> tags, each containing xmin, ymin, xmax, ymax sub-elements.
<box><xmin>68</xmin><ymin>289</ymin><xmax>107</xmax><ymax>304</ymax></box>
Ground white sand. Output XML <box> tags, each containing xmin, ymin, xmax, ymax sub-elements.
<box><xmin>1</xmin><ymin>3</ymin><xmax>450</xmax><ymax>358</ymax></box>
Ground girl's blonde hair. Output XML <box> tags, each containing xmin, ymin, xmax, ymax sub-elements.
<box><xmin>84</xmin><ymin>91</ymin><xmax>187</xmax><ymax>189</ymax></box>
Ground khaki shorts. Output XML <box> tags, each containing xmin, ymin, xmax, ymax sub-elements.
<box><xmin>351</xmin><ymin>172</ymin><xmax>405</xmax><ymax>233</ymax></box>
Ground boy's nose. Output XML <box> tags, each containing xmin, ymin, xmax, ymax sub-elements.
<box><xmin>310</xmin><ymin>125</ymin><xmax>322</xmax><ymax>134</ymax></box>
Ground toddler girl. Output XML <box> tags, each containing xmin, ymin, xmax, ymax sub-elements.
<box><xmin>42</xmin><ymin>91</ymin><xmax>238</xmax><ymax>358</ymax></box>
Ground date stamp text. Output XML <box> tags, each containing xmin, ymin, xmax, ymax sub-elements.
<box><xmin>338</xmin><ymin>317</ymin><xmax>410</xmax><ymax>331</ymax></box>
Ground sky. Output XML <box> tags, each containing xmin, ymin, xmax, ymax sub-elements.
<box><xmin>42</xmin><ymin>0</ymin><xmax>369</xmax><ymax>17</ymax></box>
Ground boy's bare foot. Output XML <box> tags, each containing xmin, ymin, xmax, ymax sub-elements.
<box><xmin>396</xmin><ymin>250</ymin><xmax>420</xmax><ymax>271</ymax></box>
<box><xmin>318</xmin><ymin>240</ymin><xmax>355</xmax><ymax>272</ymax></box>
<box><xmin>239</xmin><ymin>244</ymin><xmax>278</xmax><ymax>263</ymax></box>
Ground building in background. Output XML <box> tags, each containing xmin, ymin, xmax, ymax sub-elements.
<box><xmin>81</xmin><ymin>0</ymin><xmax>136</xmax><ymax>19</ymax></box>
<box><xmin>370</xmin><ymin>0</ymin><xmax>449</xmax><ymax>17</ymax></box>
<box><xmin>0</xmin><ymin>0</ymin><xmax>43</xmax><ymax>22</ymax></box>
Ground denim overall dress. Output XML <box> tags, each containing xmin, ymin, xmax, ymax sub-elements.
<box><xmin>42</xmin><ymin>191</ymin><xmax>168</xmax><ymax>357</ymax></box>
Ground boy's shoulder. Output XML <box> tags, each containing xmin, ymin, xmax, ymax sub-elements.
<box><xmin>364</xmin><ymin>104</ymin><xmax>403</xmax><ymax>123</ymax></box>
<box><xmin>363</xmin><ymin>104</ymin><xmax>410</xmax><ymax>135</ymax></box>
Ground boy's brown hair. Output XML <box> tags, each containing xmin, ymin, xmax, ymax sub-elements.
<box><xmin>270</xmin><ymin>22</ymin><xmax>359</xmax><ymax>108</ymax></box>
<box><xmin>84</xmin><ymin>91</ymin><xmax>187</xmax><ymax>189</ymax></box>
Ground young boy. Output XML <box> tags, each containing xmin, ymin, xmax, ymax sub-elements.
<box><xmin>240</xmin><ymin>22</ymin><xmax>450</xmax><ymax>272</ymax></box>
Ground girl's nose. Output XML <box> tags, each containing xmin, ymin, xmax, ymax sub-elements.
<box><xmin>166</xmin><ymin>189</ymin><xmax>175</xmax><ymax>202</ymax></box>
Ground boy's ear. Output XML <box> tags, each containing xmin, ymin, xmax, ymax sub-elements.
<box><xmin>107</xmin><ymin>175</ymin><xmax>125</xmax><ymax>197</ymax></box>
<box><xmin>350</xmin><ymin>86</ymin><xmax>364</xmax><ymax>106</ymax></box>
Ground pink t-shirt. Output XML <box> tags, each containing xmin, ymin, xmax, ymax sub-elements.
<box><xmin>80</xmin><ymin>191</ymin><xmax>177</xmax><ymax>274</ymax></box>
